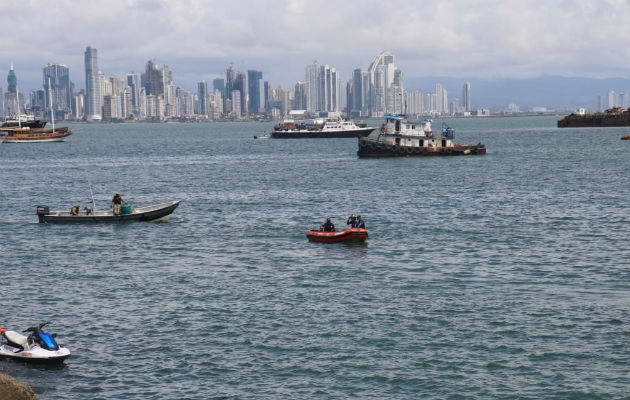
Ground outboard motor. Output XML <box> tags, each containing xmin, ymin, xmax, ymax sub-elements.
<box><xmin>36</xmin><ymin>205</ymin><xmax>50</xmax><ymax>223</ymax></box>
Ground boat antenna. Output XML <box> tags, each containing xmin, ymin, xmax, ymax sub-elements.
<box><xmin>88</xmin><ymin>180</ymin><xmax>96</xmax><ymax>213</ymax></box>
<box><xmin>48</xmin><ymin>77</ymin><xmax>55</xmax><ymax>132</ymax></box>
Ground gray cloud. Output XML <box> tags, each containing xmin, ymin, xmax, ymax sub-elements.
<box><xmin>1</xmin><ymin>0</ymin><xmax>628</xmax><ymax>93</ymax></box>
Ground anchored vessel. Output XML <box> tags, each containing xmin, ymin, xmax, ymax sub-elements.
<box><xmin>1</xmin><ymin>126</ymin><xmax>72</xmax><ymax>143</ymax></box>
<box><xmin>36</xmin><ymin>201</ymin><xmax>180</xmax><ymax>223</ymax></box>
<box><xmin>557</xmin><ymin>107</ymin><xmax>630</xmax><ymax>128</ymax></box>
<box><xmin>271</xmin><ymin>119</ymin><xmax>375</xmax><ymax>138</ymax></box>
<box><xmin>357</xmin><ymin>115</ymin><xmax>486</xmax><ymax>157</ymax></box>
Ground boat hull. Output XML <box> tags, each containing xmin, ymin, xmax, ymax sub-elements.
<box><xmin>307</xmin><ymin>228</ymin><xmax>368</xmax><ymax>243</ymax></box>
<box><xmin>271</xmin><ymin>127</ymin><xmax>374</xmax><ymax>139</ymax></box>
<box><xmin>39</xmin><ymin>201</ymin><xmax>180</xmax><ymax>224</ymax></box>
<box><xmin>557</xmin><ymin>113</ymin><xmax>630</xmax><ymax>127</ymax></box>
<box><xmin>1</xmin><ymin>128</ymin><xmax>72</xmax><ymax>143</ymax></box>
<box><xmin>357</xmin><ymin>137</ymin><xmax>486</xmax><ymax>158</ymax></box>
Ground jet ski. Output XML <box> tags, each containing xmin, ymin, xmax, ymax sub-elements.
<box><xmin>0</xmin><ymin>322</ymin><xmax>70</xmax><ymax>363</ymax></box>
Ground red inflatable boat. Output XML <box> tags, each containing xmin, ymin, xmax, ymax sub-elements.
<box><xmin>306</xmin><ymin>228</ymin><xmax>368</xmax><ymax>243</ymax></box>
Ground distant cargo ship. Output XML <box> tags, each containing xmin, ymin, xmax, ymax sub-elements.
<box><xmin>557</xmin><ymin>107</ymin><xmax>630</xmax><ymax>128</ymax></box>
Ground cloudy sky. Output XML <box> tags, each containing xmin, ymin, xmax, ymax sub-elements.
<box><xmin>1</xmin><ymin>0</ymin><xmax>628</xmax><ymax>93</ymax></box>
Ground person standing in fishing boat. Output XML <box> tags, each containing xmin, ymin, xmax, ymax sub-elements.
<box><xmin>111</xmin><ymin>193</ymin><xmax>126</xmax><ymax>215</ymax></box>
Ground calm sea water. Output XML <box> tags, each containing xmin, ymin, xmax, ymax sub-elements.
<box><xmin>0</xmin><ymin>116</ymin><xmax>628</xmax><ymax>399</ymax></box>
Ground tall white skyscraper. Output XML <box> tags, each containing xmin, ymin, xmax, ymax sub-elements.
<box><xmin>305</xmin><ymin>61</ymin><xmax>319</xmax><ymax>113</ymax></box>
<box><xmin>367</xmin><ymin>50</ymin><xmax>403</xmax><ymax>117</ymax></box>
<box><xmin>84</xmin><ymin>45</ymin><xmax>101</xmax><ymax>121</ymax></box>
<box><xmin>463</xmin><ymin>82</ymin><xmax>471</xmax><ymax>112</ymax></box>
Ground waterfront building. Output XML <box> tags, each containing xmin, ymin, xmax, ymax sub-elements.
<box><xmin>197</xmin><ymin>80</ymin><xmax>208</xmax><ymax>115</ymax></box>
<box><xmin>43</xmin><ymin>64</ymin><xmax>72</xmax><ymax>118</ymax></box>
<box><xmin>142</xmin><ymin>60</ymin><xmax>164</xmax><ymax>97</ymax></box>
<box><xmin>304</xmin><ymin>61</ymin><xmax>340</xmax><ymax>114</ymax></box>
<box><xmin>607</xmin><ymin>90</ymin><xmax>616</xmax><ymax>108</ymax></box>
<box><xmin>463</xmin><ymin>81</ymin><xmax>471</xmax><ymax>112</ymax></box>
<box><xmin>247</xmin><ymin>70</ymin><xmax>263</xmax><ymax>115</ymax></box>
<box><xmin>367</xmin><ymin>50</ymin><xmax>399</xmax><ymax>117</ymax></box>
<box><xmin>0</xmin><ymin>85</ymin><xmax>3</xmax><ymax>118</ymax></box>
<box><xmin>293</xmin><ymin>82</ymin><xmax>306</xmax><ymax>110</ymax></box>
<box><xmin>231</xmin><ymin>90</ymin><xmax>241</xmax><ymax>118</ymax></box>
<box><xmin>305</xmin><ymin>61</ymin><xmax>319</xmax><ymax>113</ymax></box>
<box><xmin>72</xmin><ymin>90</ymin><xmax>84</xmax><ymax>120</ymax></box>
<box><xmin>405</xmin><ymin>91</ymin><xmax>423</xmax><ymax>116</ymax></box>
<box><xmin>127</xmin><ymin>73</ymin><xmax>140</xmax><ymax>117</ymax></box>
<box><xmin>4</xmin><ymin>65</ymin><xmax>21</xmax><ymax>118</ymax></box>
<box><xmin>233</xmin><ymin>72</ymin><xmax>247</xmax><ymax>116</ymax></box>
<box><xmin>84</xmin><ymin>46</ymin><xmax>102</xmax><ymax>121</ymax></box>
<box><xmin>213</xmin><ymin>78</ymin><xmax>225</xmax><ymax>98</ymax></box>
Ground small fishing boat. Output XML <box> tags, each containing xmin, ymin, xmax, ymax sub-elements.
<box><xmin>306</xmin><ymin>228</ymin><xmax>368</xmax><ymax>243</ymax></box>
<box><xmin>36</xmin><ymin>201</ymin><xmax>180</xmax><ymax>224</ymax></box>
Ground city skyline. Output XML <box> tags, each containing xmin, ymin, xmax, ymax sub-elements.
<box><xmin>0</xmin><ymin>0</ymin><xmax>628</xmax><ymax>95</ymax></box>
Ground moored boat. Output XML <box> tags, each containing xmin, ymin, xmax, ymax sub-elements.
<box><xmin>2</xmin><ymin>114</ymin><xmax>47</xmax><ymax>129</ymax></box>
<box><xmin>357</xmin><ymin>115</ymin><xmax>486</xmax><ymax>158</ymax></box>
<box><xmin>1</xmin><ymin>126</ymin><xmax>72</xmax><ymax>143</ymax></box>
<box><xmin>306</xmin><ymin>228</ymin><xmax>368</xmax><ymax>243</ymax></box>
<box><xmin>36</xmin><ymin>201</ymin><xmax>180</xmax><ymax>223</ymax></box>
<box><xmin>271</xmin><ymin>119</ymin><xmax>375</xmax><ymax>138</ymax></box>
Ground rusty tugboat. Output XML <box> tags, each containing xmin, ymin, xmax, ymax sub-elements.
<box><xmin>357</xmin><ymin>115</ymin><xmax>486</xmax><ymax>158</ymax></box>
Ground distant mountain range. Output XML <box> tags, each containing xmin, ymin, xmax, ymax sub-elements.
<box><xmin>405</xmin><ymin>75</ymin><xmax>629</xmax><ymax>111</ymax></box>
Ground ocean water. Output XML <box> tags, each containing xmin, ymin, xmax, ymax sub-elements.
<box><xmin>0</xmin><ymin>116</ymin><xmax>628</xmax><ymax>399</ymax></box>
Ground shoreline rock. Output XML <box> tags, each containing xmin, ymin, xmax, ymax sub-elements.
<box><xmin>0</xmin><ymin>373</ymin><xmax>40</xmax><ymax>400</ymax></box>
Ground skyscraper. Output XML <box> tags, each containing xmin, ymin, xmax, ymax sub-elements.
<box><xmin>127</xmin><ymin>73</ymin><xmax>140</xmax><ymax>117</ymax></box>
<box><xmin>305</xmin><ymin>61</ymin><xmax>319</xmax><ymax>113</ymax></box>
<box><xmin>462</xmin><ymin>82</ymin><xmax>471</xmax><ymax>112</ymax></box>
<box><xmin>7</xmin><ymin>64</ymin><xmax>17</xmax><ymax>93</ymax></box>
<box><xmin>233</xmin><ymin>72</ymin><xmax>247</xmax><ymax>116</ymax></box>
<box><xmin>43</xmin><ymin>63</ymin><xmax>71</xmax><ymax>117</ymax></box>
<box><xmin>247</xmin><ymin>70</ymin><xmax>263</xmax><ymax>115</ymax></box>
<box><xmin>197</xmin><ymin>80</ymin><xmax>208</xmax><ymax>115</ymax></box>
<box><xmin>84</xmin><ymin>46</ymin><xmax>101</xmax><ymax>121</ymax></box>
<box><xmin>367</xmin><ymin>50</ymin><xmax>401</xmax><ymax>117</ymax></box>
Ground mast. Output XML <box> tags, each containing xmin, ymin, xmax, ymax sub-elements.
<box><xmin>16</xmin><ymin>84</ymin><xmax>21</xmax><ymax>128</ymax></box>
<box><xmin>48</xmin><ymin>77</ymin><xmax>55</xmax><ymax>131</ymax></box>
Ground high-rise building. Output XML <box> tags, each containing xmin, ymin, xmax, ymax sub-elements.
<box><xmin>233</xmin><ymin>72</ymin><xmax>247</xmax><ymax>116</ymax></box>
<box><xmin>367</xmin><ymin>50</ymin><xmax>403</xmax><ymax>117</ymax></box>
<box><xmin>247</xmin><ymin>70</ymin><xmax>263</xmax><ymax>115</ymax></box>
<box><xmin>43</xmin><ymin>63</ymin><xmax>71</xmax><ymax>119</ymax></box>
<box><xmin>231</xmin><ymin>90</ymin><xmax>241</xmax><ymax>118</ymax></box>
<box><xmin>462</xmin><ymin>82</ymin><xmax>471</xmax><ymax>112</ymax></box>
<box><xmin>197</xmin><ymin>81</ymin><xmax>208</xmax><ymax>115</ymax></box>
<box><xmin>305</xmin><ymin>61</ymin><xmax>319</xmax><ymax>113</ymax></box>
<box><xmin>84</xmin><ymin>46</ymin><xmax>101</xmax><ymax>121</ymax></box>
<box><xmin>213</xmin><ymin>78</ymin><xmax>225</xmax><ymax>98</ymax></box>
<box><xmin>142</xmin><ymin>60</ymin><xmax>164</xmax><ymax>96</ymax></box>
<box><xmin>304</xmin><ymin>61</ymin><xmax>340</xmax><ymax>114</ymax></box>
<box><xmin>607</xmin><ymin>90</ymin><xmax>616</xmax><ymax>109</ymax></box>
<box><xmin>7</xmin><ymin>64</ymin><xmax>17</xmax><ymax>94</ymax></box>
<box><xmin>127</xmin><ymin>73</ymin><xmax>140</xmax><ymax>117</ymax></box>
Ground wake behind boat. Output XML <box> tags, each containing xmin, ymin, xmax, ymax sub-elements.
<box><xmin>36</xmin><ymin>201</ymin><xmax>180</xmax><ymax>223</ymax></box>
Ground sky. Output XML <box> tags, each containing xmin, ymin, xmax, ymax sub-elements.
<box><xmin>0</xmin><ymin>0</ymin><xmax>628</xmax><ymax>94</ymax></box>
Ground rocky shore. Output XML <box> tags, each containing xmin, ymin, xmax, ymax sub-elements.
<box><xmin>0</xmin><ymin>373</ymin><xmax>39</xmax><ymax>400</ymax></box>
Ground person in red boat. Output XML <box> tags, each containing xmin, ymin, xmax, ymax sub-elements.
<box><xmin>321</xmin><ymin>218</ymin><xmax>335</xmax><ymax>232</ymax></box>
<box><xmin>355</xmin><ymin>215</ymin><xmax>365</xmax><ymax>229</ymax></box>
